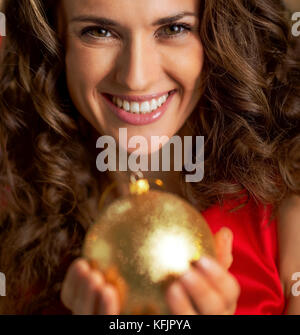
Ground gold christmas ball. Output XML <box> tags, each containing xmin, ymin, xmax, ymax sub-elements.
<box><xmin>83</xmin><ymin>181</ymin><xmax>215</xmax><ymax>315</ymax></box>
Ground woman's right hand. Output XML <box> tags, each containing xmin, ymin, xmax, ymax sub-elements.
<box><xmin>60</xmin><ymin>258</ymin><xmax>121</xmax><ymax>315</ymax></box>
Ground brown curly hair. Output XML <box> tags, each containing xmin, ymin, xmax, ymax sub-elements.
<box><xmin>0</xmin><ymin>0</ymin><xmax>299</xmax><ymax>314</ymax></box>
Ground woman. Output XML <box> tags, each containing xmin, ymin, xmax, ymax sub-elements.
<box><xmin>0</xmin><ymin>0</ymin><xmax>299</xmax><ymax>314</ymax></box>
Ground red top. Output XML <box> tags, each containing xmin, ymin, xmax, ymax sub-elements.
<box><xmin>202</xmin><ymin>196</ymin><xmax>286</xmax><ymax>315</ymax></box>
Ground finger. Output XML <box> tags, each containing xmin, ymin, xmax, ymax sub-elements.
<box><xmin>214</xmin><ymin>227</ymin><xmax>233</xmax><ymax>270</ymax></box>
<box><xmin>180</xmin><ymin>268</ymin><xmax>226</xmax><ymax>315</ymax></box>
<box><xmin>72</xmin><ymin>261</ymin><xmax>95</xmax><ymax>314</ymax></box>
<box><xmin>61</xmin><ymin>259</ymin><xmax>89</xmax><ymax>310</ymax></box>
<box><xmin>98</xmin><ymin>284</ymin><xmax>120</xmax><ymax>315</ymax></box>
<box><xmin>195</xmin><ymin>256</ymin><xmax>240</xmax><ymax>310</ymax></box>
<box><xmin>76</xmin><ymin>270</ymin><xmax>105</xmax><ymax>315</ymax></box>
<box><xmin>165</xmin><ymin>281</ymin><xmax>197</xmax><ymax>315</ymax></box>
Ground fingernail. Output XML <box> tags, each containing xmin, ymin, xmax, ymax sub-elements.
<box><xmin>197</xmin><ymin>256</ymin><xmax>214</xmax><ymax>270</ymax></box>
<box><xmin>170</xmin><ymin>282</ymin><xmax>183</xmax><ymax>296</ymax></box>
<box><xmin>166</xmin><ymin>282</ymin><xmax>183</xmax><ymax>302</ymax></box>
<box><xmin>180</xmin><ymin>270</ymin><xmax>194</xmax><ymax>284</ymax></box>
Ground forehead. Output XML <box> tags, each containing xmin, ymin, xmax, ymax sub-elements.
<box><xmin>60</xmin><ymin>0</ymin><xmax>200</xmax><ymax>24</ymax></box>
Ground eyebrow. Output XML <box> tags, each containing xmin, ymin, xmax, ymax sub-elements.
<box><xmin>70</xmin><ymin>12</ymin><xmax>198</xmax><ymax>27</ymax></box>
<box><xmin>153</xmin><ymin>12</ymin><xmax>197</xmax><ymax>25</ymax></box>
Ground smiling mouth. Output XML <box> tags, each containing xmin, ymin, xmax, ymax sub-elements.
<box><xmin>104</xmin><ymin>90</ymin><xmax>176</xmax><ymax>115</ymax></box>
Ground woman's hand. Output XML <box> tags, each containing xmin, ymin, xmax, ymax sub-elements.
<box><xmin>60</xmin><ymin>228</ymin><xmax>239</xmax><ymax>315</ymax></box>
<box><xmin>60</xmin><ymin>258</ymin><xmax>121</xmax><ymax>315</ymax></box>
<box><xmin>165</xmin><ymin>227</ymin><xmax>240</xmax><ymax>315</ymax></box>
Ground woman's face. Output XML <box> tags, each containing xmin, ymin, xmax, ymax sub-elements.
<box><xmin>60</xmin><ymin>0</ymin><xmax>204</xmax><ymax>153</ymax></box>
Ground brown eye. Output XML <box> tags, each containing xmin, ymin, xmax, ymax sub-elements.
<box><xmin>157</xmin><ymin>23</ymin><xmax>192</xmax><ymax>39</ymax></box>
<box><xmin>82</xmin><ymin>27</ymin><xmax>113</xmax><ymax>38</ymax></box>
<box><xmin>164</xmin><ymin>25</ymin><xmax>185</xmax><ymax>35</ymax></box>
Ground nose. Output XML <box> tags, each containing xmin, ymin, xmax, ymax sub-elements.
<box><xmin>114</xmin><ymin>34</ymin><xmax>160</xmax><ymax>92</ymax></box>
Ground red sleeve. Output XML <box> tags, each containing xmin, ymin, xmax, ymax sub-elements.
<box><xmin>203</xmin><ymin>196</ymin><xmax>285</xmax><ymax>315</ymax></box>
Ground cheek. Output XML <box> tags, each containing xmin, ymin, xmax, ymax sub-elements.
<box><xmin>65</xmin><ymin>43</ymin><xmax>117</xmax><ymax>100</ymax></box>
<box><xmin>162</xmin><ymin>41</ymin><xmax>204</xmax><ymax>92</ymax></box>
<box><xmin>64</xmin><ymin>45</ymin><xmax>116</xmax><ymax>132</ymax></box>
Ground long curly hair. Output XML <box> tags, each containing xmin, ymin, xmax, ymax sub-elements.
<box><xmin>0</xmin><ymin>0</ymin><xmax>299</xmax><ymax>314</ymax></box>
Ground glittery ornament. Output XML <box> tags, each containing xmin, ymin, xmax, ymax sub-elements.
<box><xmin>83</xmin><ymin>177</ymin><xmax>215</xmax><ymax>314</ymax></box>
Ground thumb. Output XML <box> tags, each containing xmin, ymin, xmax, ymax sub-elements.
<box><xmin>213</xmin><ymin>227</ymin><xmax>233</xmax><ymax>270</ymax></box>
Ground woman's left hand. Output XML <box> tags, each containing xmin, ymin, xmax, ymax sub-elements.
<box><xmin>165</xmin><ymin>227</ymin><xmax>240</xmax><ymax>315</ymax></box>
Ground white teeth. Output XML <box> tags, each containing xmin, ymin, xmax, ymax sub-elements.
<box><xmin>150</xmin><ymin>99</ymin><xmax>158</xmax><ymax>111</ymax></box>
<box><xmin>117</xmin><ymin>97</ymin><xmax>123</xmax><ymax>108</ymax></box>
<box><xmin>123</xmin><ymin>100</ymin><xmax>130</xmax><ymax>111</ymax></box>
<box><xmin>110</xmin><ymin>93</ymin><xmax>169</xmax><ymax>114</ymax></box>
<box><xmin>131</xmin><ymin>102</ymin><xmax>140</xmax><ymax>113</ymax></box>
<box><xmin>140</xmin><ymin>101</ymin><xmax>151</xmax><ymax>113</ymax></box>
<box><xmin>158</xmin><ymin>97</ymin><xmax>164</xmax><ymax>107</ymax></box>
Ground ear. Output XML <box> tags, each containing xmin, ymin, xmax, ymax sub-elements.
<box><xmin>213</xmin><ymin>227</ymin><xmax>234</xmax><ymax>270</ymax></box>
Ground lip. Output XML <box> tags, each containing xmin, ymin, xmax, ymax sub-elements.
<box><xmin>101</xmin><ymin>90</ymin><xmax>176</xmax><ymax>126</ymax></box>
